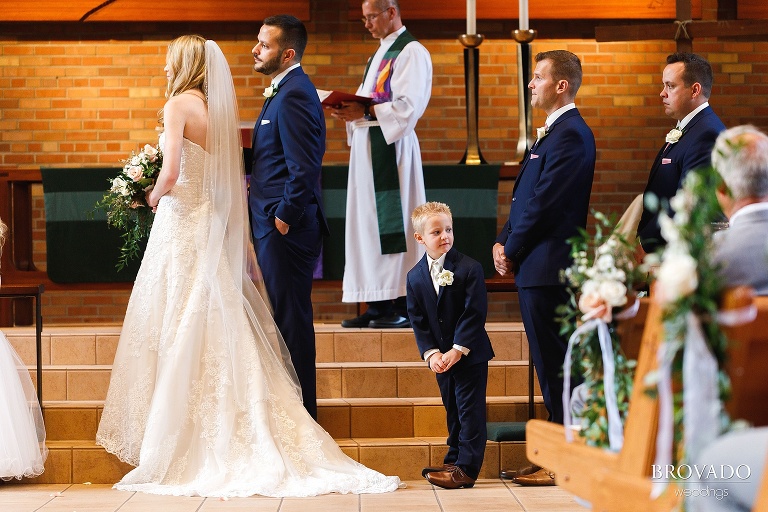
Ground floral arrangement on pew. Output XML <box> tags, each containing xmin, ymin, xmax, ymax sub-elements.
<box><xmin>93</xmin><ymin>143</ymin><xmax>163</xmax><ymax>271</ymax></box>
<box><xmin>645</xmin><ymin>164</ymin><xmax>737</xmax><ymax>498</ymax></box>
<box><xmin>557</xmin><ymin>211</ymin><xmax>646</xmax><ymax>450</ymax></box>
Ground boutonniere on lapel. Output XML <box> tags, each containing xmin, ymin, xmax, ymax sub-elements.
<box><xmin>436</xmin><ymin>269</ymin><xmax>454</xmax><ymax>287</ymax></box>
<box><xmin>665</xmin><ymin>127</ymin><xmax>683</xmax><ymax>144</ymax></box>
<box><xmin>263</xmin><ymin>83</ymin><xmax>278</xmax><ymax>99</ymax></box>
<box><xmin>536</xmin><ymin>126</ymin><xmax>548</xmax><ymax>141</ymax></box>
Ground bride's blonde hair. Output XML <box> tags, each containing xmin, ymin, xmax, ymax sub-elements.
<box><xmin>159</xmin><ymin>35</ymin><xmax>206</xmax><ymax>123</ymax></box>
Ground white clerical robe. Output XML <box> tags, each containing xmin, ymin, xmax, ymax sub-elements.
<box><xmin>342</xmin><ymin>27</ymin><xmax>433</xmax><ymax>303</ymax></box>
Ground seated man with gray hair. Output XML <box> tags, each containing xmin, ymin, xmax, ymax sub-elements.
<box><xmin>712</xmin><ymin>124</ymin><xmax>768</xmax><ymax>295</ymax></box>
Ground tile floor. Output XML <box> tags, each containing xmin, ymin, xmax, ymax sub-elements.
<box><xmin>0</xmin><ymin>481</ymin><xmax>588</xmax><ymax>512</ymax></box>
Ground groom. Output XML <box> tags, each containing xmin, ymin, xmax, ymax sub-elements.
<box><xmin>250</xmin><ymin>14</ymin><xmax>329</xmax><ymax>419</ymax></box>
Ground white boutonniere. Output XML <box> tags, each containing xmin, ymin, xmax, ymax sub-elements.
<box><xmin>536</xmin><ymin>126</ymin><xmax>548</xmax><ymax>140</ymax></box>
<box><xmin>436</xmin><ymin>269</ymin><xmax>454</xmax><ymax>287</ymax></box>
<box><xmin>263</xmin><ymin>84</ymin><xmax>278</xmax><ymax>99</ymax></box>
<box><xmin>665</xmin><ymin>127</ymin><xmax>683</xmax><ymax>144</ymax></box>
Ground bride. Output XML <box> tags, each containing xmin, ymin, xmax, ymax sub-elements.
<box><xmin>95</xmin><ymin>35</ymin><xmax>401</xmax><ymax>498</ymax></box>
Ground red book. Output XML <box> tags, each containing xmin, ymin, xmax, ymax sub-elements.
<box><xmin>316</xmin><ymin>89</ymin><xmax>371</xmax><ymax>108</ymax></box>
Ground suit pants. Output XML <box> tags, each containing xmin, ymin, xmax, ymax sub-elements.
<box><xmin>252</xmin><ymin>219</ymin><xmax>322</xmax><ymax>419</ymax></box>
<box><xmin>436</xmin><ymin>361</ymin><xmax>488</xmax><ymax>479</ymax></box>
<box><xmin>517</xmin><ymin>285</ymin><xmax>570</xmax><ymax>424</ymax></box>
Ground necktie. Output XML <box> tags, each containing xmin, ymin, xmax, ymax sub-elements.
<box><xmin>431</xmin><ymin>260</ymin><xmax>442</xmax><ymax>294</ymax></box>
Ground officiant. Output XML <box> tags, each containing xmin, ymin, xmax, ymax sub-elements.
<box><xmin>330</xmin><ymin>0</ymin><xmax>433</xmax><ymax>329</ymax></box>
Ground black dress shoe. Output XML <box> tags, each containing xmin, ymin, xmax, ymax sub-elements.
<box><xmin>368</xmin><ymin>314</ymin><xmax>410</xmax><ymax>329</ymax></box>
<box><xmin>341</xmin><ymin>311</ymin><xmax>383</xmax><ymax>328</ymax></box>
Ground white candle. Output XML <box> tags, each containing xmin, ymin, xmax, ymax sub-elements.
<box><xmin>519</xmin><ymin>0</ymin><xmax>529</xmax><ymax>30</ymax></box>
<box><xmin>466</xmin><ymin>0</ymin><xmax>476</xmax><ymax>35</ymax></box>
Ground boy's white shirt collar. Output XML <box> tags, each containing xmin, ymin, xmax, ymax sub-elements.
<box><xmin>271</xmin><ymin>63</ymin><xmax>301</xmax><ymax>88</ymax></box>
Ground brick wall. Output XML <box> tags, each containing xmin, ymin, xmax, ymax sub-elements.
<box><xmin>2</xmin><ymin>0</ymin><xmax>767</xmax><ymax>323</ymax></box>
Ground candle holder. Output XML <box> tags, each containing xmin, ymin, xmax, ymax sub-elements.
<box><xmin>458</xmin><ymin>33</ymin><xmax>487</xmax><ymax>165</ymax></box>
<box><xmin>512</xmin><ymin>29</ymin><xmax>537</xmax><ymax>163</ymax></box>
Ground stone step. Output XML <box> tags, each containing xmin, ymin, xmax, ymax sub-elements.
<box><xmin>26</xmin><ymin>360</ymin><xmax>542</xmax><ymax>402</ymax></box>
<box><xmin>25</xmin><ymin>437</ymin><xmax>530</xmax><ymax>484</ymax></box>
<box><xmin>42</xmin><ymin>398</ymin><xmax>546</xmax><ymax>441</ymax></box>
<box><xmin>4</xmin><ymin>322</ymin><xmax>528</xmax><ymax>366</ymax></box>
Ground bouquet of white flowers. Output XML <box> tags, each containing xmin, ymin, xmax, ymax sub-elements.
<box><xmin>93</xmin><ymin>143</ymin><xmax>163</xmax><ymax>270</ymax></box>
<box><xmin>558</xmin><ymin>211</ymin><xmax>646</xmax><ymax>449</ymax></box>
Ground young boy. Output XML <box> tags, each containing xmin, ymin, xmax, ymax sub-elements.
<box><xmin>406</xmin><ymin>202</ymin><xmax>494</xmax><ymax>489</ymax></box>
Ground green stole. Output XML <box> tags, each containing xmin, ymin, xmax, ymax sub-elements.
<box><xmin>363</xmin><ymin>30</ymin><xmax>417</xmax><ymax>255</ymax></box>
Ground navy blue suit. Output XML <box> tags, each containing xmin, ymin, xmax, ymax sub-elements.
<box><xmin>250</xmin><ymin>66</ymin><xmax>329</xmax><ymax>419</ymax></box>
<box><xmin>496</xmin><ymin>108</ymin><xmax>595</xmax><ymax>424</ymax></box>
<box><xmin>637</xmin><ymin>106</ymin><xmax>725</xmax><ymax>253</ymax></box>
<box><xmin>406</xmin><ymin>248</ymin><xmax>494</xmax><ymax>479</ymax></box>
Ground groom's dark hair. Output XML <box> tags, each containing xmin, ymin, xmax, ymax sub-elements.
<box><xmin>263</xmin><ymin>14</ymin><xmax>308</xmax><ymax>62</ymax></box>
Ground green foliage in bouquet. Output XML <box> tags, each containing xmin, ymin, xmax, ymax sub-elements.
<box><xmin>645</xmin><ymin>165</ymin><xmax>730</xmax><ymax>459</ymax></box>
<box><xmin>557</xmin><ymin>211</ymin><xmax>646</xmax><ymax>448</ymax></box>
<box><xmin>93</xmin><ymin>143</ymin><xmax>162</xmax><ymax>271</ymax></box>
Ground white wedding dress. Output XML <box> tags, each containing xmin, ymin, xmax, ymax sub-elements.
<box><xmin>0</xmin><ymin>326</ymin><xmax>47</xmax><ymax>480</ymax></box>
<box><xmin>96</xmin><ymin>134</ymin><xmax>401</xmax><ymax>497</ymax></box>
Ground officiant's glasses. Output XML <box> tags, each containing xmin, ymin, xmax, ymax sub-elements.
<box><xmin>361</xmin><ymin>8</ymin><xmax>391</xmax><ymax>24</ymax></box>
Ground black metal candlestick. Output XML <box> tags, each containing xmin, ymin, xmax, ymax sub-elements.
<box><xmin>512</xmin><ymin>29</ymin><xmax>537</xmax><ymax>163</ymax></box>
<box><xmin>458</xmin><ymin>34</ymin><xmax>487</xmax><ymax>165</ymax></box>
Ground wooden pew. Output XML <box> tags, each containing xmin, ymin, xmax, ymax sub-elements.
<box><xmin>591</xmin><ymin>292</ymin><xmax>768</xmax><ymax>512</ymax></box>
<box><xmin>525</xmin><ymin>296</ymin><xmax>661</xmax><ymax>503</ymax></box>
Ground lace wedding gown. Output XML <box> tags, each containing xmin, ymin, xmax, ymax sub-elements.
<box><xmin>96</xmin><ymin>137</ymin><xmax>401</xmax><ymax>497</ymax></box>
<box><xmin>0</xmin><ymin>329</ymin><xmax>47</xmax><ymax>480</ymax></box>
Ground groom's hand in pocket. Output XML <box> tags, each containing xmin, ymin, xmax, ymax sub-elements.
<box><xmin>275</xmin><ymin>216</ymin><xmax>290</xmax><ymax>235</ymax></box>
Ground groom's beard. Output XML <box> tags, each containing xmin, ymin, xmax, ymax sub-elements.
<box><xmin>254</xmin><ymin>54</ymin><xmax>281</xmax><ymax>76</ymax></box>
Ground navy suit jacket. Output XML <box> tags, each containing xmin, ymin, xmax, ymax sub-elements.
<box><xmin>250</xmin><ymin>67</ymin><xmax>329</xmax><ymax>238</ymax></box>
<box><xmin>406</xmin><ymin>248</ymin><xmax>494</xmax><ymax>368</ymax></box>
<box><xmin>496</xmin><ymin>108</ymin><xmax>595</xmax><ymax>287</ymax></box>
<box><xmin>637</xmin><ymin>106</ymin><xmax>725</xmax><ymax>252</ymax></box>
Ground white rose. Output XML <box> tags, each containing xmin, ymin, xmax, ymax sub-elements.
<box><xmin>130</xmin><ymin>155</ymin><xmax>141</xmax><ymax>166</ymax></box>
<box><xmin>436</xmin><ymin>269</ymin><xmax>454</xmax><ymax>286</ymax></box>
<box><xmin>126</xmin><ymin>165</ymin><xmax>143</xmax><ymax>182</ymax></box>
<box><xmin>596</xmin><ymin>253</ymin><xmax>615</xmax><ymax>272</ymax></box>
<box><xmin>598</xmin><ymin>279</ymin><xmax>628</xmax><ymax>308</ymax></box>
<box><xmin>657</xmin><ymin>252</ymin><xmax>698</xmax><ymax>304</ymax></box>
<box><xmin>582</xmin><ymin>279</ymin><xmax>599</xmax><ymax>297</ymax></box>
<box><xmin>659</xmin><ymin>212</ymin><xmax>679</xmax><ymax>244</ymax></box>
<box><xmin>143</xmin><ymin>145</ymin><xmax>159</xmax><ymax>162</ymax></box>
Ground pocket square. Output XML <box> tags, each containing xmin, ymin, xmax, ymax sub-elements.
<box><xmin>662</xmin><ymin>158</ymin><xmax>672</xmax><ymax>164</ymax></box>
<box><xmin>530</xmin><ymin>154</ymin><xmax>539</xmax><ymax>159</ymax></box>
<box><xmin>260</xmin><ymin>119</ymin><xmax>271</xmax><ymax>125</ymax></box>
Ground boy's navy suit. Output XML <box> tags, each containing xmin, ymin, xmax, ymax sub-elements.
<box><xmin>250</xmin><ymin>66</ymin><xmax>329</xmax><ymax>419</ymax></box>
<box><xmin>406</xmin><ymin>247</ymin><xmax>494</xmax><ymax>479</ymax></box>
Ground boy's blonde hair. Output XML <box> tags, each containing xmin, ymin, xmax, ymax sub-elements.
<box><xmin>411</xmin><ymin>201</ymin><xmax>452</xmax><ymax>234</ymax></box>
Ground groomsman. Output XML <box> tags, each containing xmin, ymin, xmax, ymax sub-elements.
<box><xmin>249</xmin><ymin>15</ymin><xmax>329</xmax><ymax>419</ymax></box>
<box><xmin>637</xmin><ymin>53</ymin><xmax>725</xmax><ymax>253</ymax></box>
<box><xmin>493</xmin><ymin>50</ymin><xmax>595</xmax><ymax>486</ymax></box>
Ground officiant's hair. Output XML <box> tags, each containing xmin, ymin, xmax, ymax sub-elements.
<box><xmin>411</xmin><ymin>202</ymin><xmax>452</xmax><ymax>235</ymax></box>
<box><xmin>263</xmin><ymin>15</ymin><xmax>308</xmax><ymax>61</ymax></box>
<box><xmin>535</xmin><ymin>50</ymin><xmax>582</xmax><ymax>97</ymax></box>
<box><xmin>712</xmin><ymin>125</ymin><xmax>768</xmax><ymax>201</ymax></box>
<box><xmin>367</xmin><ymin>0</ymin><xmax>400</xmax><ymax>15</ymax></box>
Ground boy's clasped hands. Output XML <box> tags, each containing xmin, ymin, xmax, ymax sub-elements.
<box><xmin>427</xmin><ymin>348</ymin><xmax>462</xmax><ymax>373</ymax></box>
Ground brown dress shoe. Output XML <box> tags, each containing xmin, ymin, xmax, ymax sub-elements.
<box><xmin>499</xmin><ymin>464</ymin><xmax>541</xmax><ymax>480</ymax></box>
<box><xmin>512</xmin><ymin>467</ymin><xmax>556</xmax><ymax>486</ymax></box>
<box><xmin>422</xmin><ymin>464</ymin><xmax>456</xmax><ymax>478</ymax></box>
<box><xmin>426</xmin><ymin>466</ymin><xmax>476</xmax><ymax>489</ymax></box>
